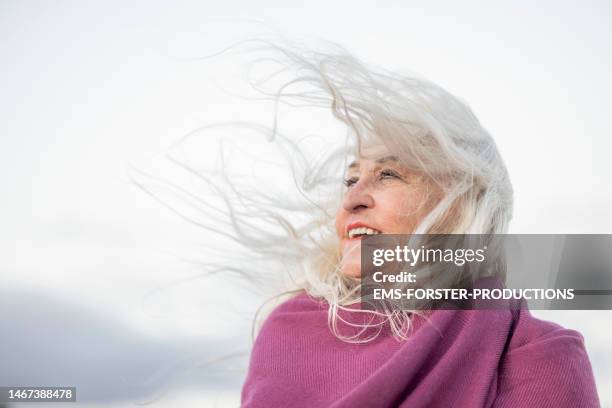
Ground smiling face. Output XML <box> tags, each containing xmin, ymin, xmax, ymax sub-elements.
<box><xmin>335</xmin><ymin>149</ymin><xmax>441</xmax><ymax>278</ymax></box>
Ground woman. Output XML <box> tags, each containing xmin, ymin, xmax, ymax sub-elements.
<box><xmin>189</xmin><ymin>40</ymin><xmax>600</xmax><ymax>407</ymax></box>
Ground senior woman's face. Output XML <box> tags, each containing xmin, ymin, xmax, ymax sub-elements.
<box><xmin>335</xmin><ymin>152</ymin><xmax>438</xmax><ymax>278</ymax></box>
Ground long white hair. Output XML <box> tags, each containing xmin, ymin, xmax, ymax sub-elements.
<box><xmin>135</xmin><ymin>37</ymin><xmax>513</xmax><ymax>343</ymax></box>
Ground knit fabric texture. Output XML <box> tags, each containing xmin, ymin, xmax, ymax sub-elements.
<box><xmin>241</xmin><ymin>292</ymin><xmax>600</xmax><ymax>407</ymax></box>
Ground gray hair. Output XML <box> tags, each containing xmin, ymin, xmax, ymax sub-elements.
<box><xmin>141</xmin><ymin>38</ymin><xmax>514</xmax><ymax>342</ymax></box>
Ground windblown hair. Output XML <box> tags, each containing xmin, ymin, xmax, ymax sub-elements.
<box><xmin>139</xmin><ymin>38</ymin><xmax>513</xmax><ymax>343</ymax></box>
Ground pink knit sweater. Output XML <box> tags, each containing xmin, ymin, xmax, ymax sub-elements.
<box><xmin>241</xmin><ymin>292</ymin><xmax>600</xmax><ymax>407</ymax></box>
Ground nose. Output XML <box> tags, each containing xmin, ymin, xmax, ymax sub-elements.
<box><xmin>342</xmin><ymin>181</ymin><xmax>374</xmax><ymax>212</ymax></box>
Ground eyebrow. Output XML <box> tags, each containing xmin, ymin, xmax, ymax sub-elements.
<box><xmin>348</xmin><ymin>155</ymin><xmax>399</xmax><ymax>170</ymax></box>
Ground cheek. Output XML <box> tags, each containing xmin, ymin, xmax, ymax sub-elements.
<box><xmin>377</xmin><ymin>188</ymin><xmax>429</xmax><ymax>232</ymax></box>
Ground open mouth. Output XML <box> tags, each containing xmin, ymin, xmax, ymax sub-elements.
<box><xmin>347</xmin><ymin>226</ymin><xmax>382</xmax><ymax>239</ymax></box>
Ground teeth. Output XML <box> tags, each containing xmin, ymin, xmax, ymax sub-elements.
<box><xmin>348</xmin><ymin>227</ymin><xmax>381</xmax><ymax>238</ymax></box>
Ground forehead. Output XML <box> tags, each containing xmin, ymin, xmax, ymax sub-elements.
<box><xmin>348</xmin><ymin>155</ymin><xmax>399</xmax><ymax>170</ymax></box>
<box><xmin>348</xmin><ymin>144</ymin><xmax>393</xmax><ymax>169</ymax></box>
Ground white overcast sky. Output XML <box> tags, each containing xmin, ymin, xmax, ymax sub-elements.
<box><xmin>1</xmin><ymin>0</ymin><xmax>611</xmax><ymax>405</ymax></box>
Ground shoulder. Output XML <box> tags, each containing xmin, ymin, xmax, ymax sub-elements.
<box><xmin>507</xmin><ymin>308</ymin><xmax>586</xmax><ymax>354</ymax></box>
<box><xmin>255</xmin><ymin>291</ymin><xmax>328</xmax><ymax>336</ymax></box>
<box><xmin>494</xmin><ymin>309</ymin><xmax>600</xmax><ymax>407</ymax></box>
<box><xmin>273</xmin><ymin>291</ymin><xmax>327</xmax><ymax>313</ymax></box>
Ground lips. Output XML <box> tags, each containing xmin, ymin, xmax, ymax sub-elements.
<box><xmin>346</xmin><ymin>221</ymin><xmax>382</xmax><ymax>239</ymax></box>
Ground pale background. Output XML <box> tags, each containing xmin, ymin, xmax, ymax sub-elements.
<box><xmin>1</xmin><ymin>0</ymin><xmax>611</xmax><ymax>406</ymax></box>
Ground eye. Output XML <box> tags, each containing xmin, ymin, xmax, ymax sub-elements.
<box><xmin>343</xmin><ymin>177</ymin><xmax>358</xmax><ymax>188</ymax></box>
<box><xmin>378</xmin><ymin>169</ymin><xmax>402</xmax><ymax>180</ymax></box>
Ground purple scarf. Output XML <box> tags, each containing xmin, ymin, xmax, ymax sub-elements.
<box><xmin>241</xmin><ymin>292</ymin><xmax>599</xmax><ymax>407</ymax></box>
